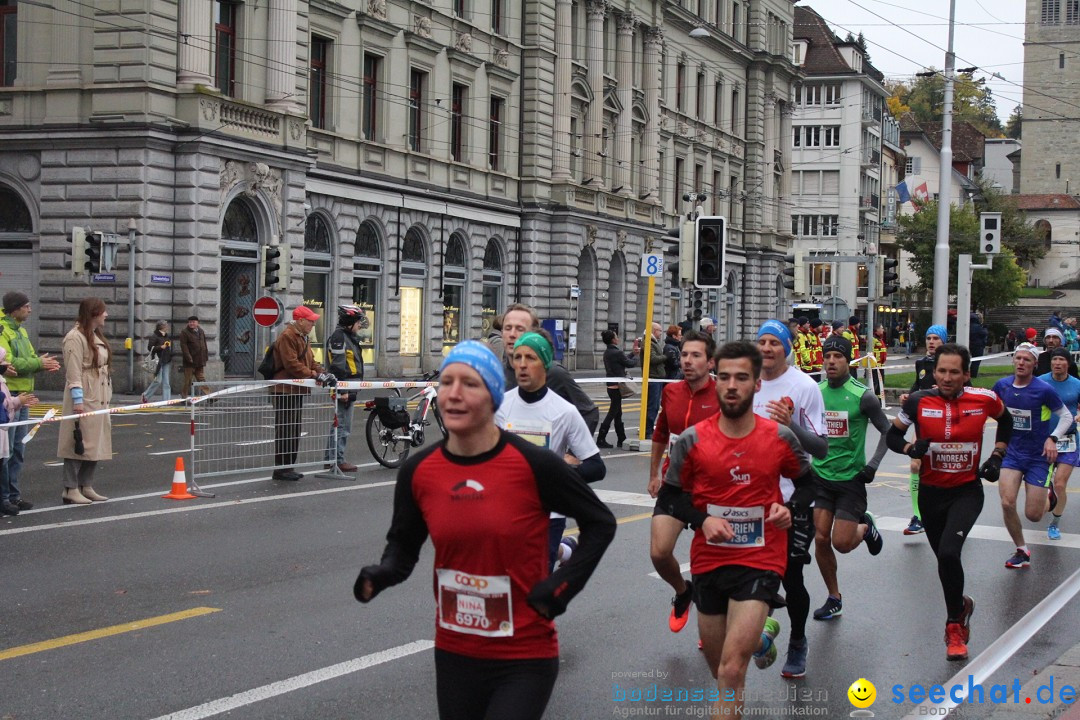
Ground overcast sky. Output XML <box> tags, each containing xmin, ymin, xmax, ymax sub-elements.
<box><xmin>804</xmin><ymin>0</ymin><xmax>1027</xmax><ymax>123</ymax></box>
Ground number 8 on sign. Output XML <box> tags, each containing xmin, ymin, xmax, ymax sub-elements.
<box><xmin>641</xmin><ymin>253</ymin><xmax>664</xmax><ymax>277</ymax></box>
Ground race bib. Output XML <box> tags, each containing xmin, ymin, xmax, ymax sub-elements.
<box><xmin>436</xmin><ymin>569</ymin><xmax>514</xmax><ymax>637</ymax></box>
<box><xmin>1009</xmin><ymin>408</ymin><xmax>1033</xmax><ymax>431</ymax></box>
<box><xmin>825</xmin><ymin>410</ymin><xmax>850</xmax><ymax>438</ymax></box>
<box><xmin>928</xmin><ymin>442</ymin><xmax>978</xmax><ymax>473</ymax></box>
<box><xmin>705</xmin><ymin>505</ymin><xmax>765</xmax><ymax>548</ymax></box>
<box><xmin>1058</xmin><ymin>433</ymin><xmax>1078</xmax><ymax>453</ymax></box>
<box><xmin>502</xmin><ymin>419</ymin><xmax>552</xmax><ymax>448</ymax></box>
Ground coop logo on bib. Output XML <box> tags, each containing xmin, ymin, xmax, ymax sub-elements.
<box><xmin>436</xmin><ymin>568</ymin><xmax>514</xmax><ymax>637</ymax></box>
<box><xmin>928</xmin><ymin>442</ymin><xmax>977</xmax><ymax>473</ymax></box>
<box><xmin>825</xmin><ymin>410</ymin><xmax>850</xmax><ymax>438</ymax></box>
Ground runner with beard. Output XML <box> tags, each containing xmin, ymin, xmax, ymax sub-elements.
<box><xmin>663</xmin><ymin>341</ymin><xmax>816</xmax><ymax>716</ymax></box>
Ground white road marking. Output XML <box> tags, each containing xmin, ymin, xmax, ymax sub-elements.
<box><xmin>593</xmin><ymin>489</ymin><xmax>656</xmax><ymax>508</ymax></box>
<box><xmin>148</xmin><ymin>449</ymin><xmax>195</xmax><ymax>456</ymax></box>
<box><xmin>149</xmin><ymin>640</ymin><xmax>434</xmax><ymax>720</ymax></box>
<box><xmin>904</xmin><ymin>565</ymin><xmax>1080</xmax><ymax>718</ymax></box>
<box><xmin>0</xmin><ymin>480</ymin><xmax>397</xmax><ymax>535</ymax></box>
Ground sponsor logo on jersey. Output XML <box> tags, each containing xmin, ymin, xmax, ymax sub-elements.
<box><xmin>962</xmin><ymin>408</ymin><xmax>984</xmax><ymax>416</ymax></box>
<box><xmin>451</xmin><ymin>478</ymin><xmax>486</xmax><ymax>500</ymax></box>
<box><xmin>729</xmin><ymin>465</ymin><xmax>751</xmax><ymax>485</ymax></box>
<box><xmin>921</xmin><ymin>408</ymin><xmax>944</xmax><ymax>418</ymax></box>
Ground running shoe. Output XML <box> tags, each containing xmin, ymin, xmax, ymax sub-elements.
<box><xmin>557</xmin><ymin>537</ymin><xmax>577</xmax><ymax>567</ymax></box>
<box><xmin>1049</xmin><ymin>484</ymin><xmax>1059</xmax><ymax>514</ymax></box>
<box><xmin>945</xmin><ymin>621</ymin><xmax>968</xmax><ymax>661</ymax></box>
<box><xmin>813</xmin><ymin>595</ymin><xmax>843</xmax><ymax>621</ymax></box>
<box><xmin>862</xmin><ymin>511</ymin><xmax>883</xmax><ymax>556</ymax></box>
<box><xmin>957</xmin><ymin>595</ymin><xmax>975</xmax><ymax>643</ymax></box>
<box><xmin>780</xmin><ymin>637</ymin><xmax>808</xmax><ymax>678</ymax></box>
<box><xmin>1049</xmin><ymin>523</ymin><xmax>1062</xmax><ymax>540</ymax></box>
<box><xmin>669</xmin><ymin>580</ymin><xmax>694</xmax><ymax>632</ymax></box>
<box><xmin>1005</xmin><ymin>548</ymin><xmax>1031</xmax><ymax>569</ymax></box>
<box><xmin>903</xmin><ymin>515</ymin><xmax>925</xmax><ymax>535</ymax></box>
<box><xmin>753</xmin><ymin>617</ymin><xmax>781</xmax><ymax>669</ymax></box>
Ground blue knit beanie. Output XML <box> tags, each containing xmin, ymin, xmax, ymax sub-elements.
<box><xmin>439</xmin><ymin>341</ymin><xmax>505</xmax><ymax>410</ymax></box>
<box><xmin>925</xmin><ymin>324</ymin><xmax>948</xmax><ymax>342</ymax></box>
<box><xmin>757</xmin><ymin>319</ymin><xmax>792</xmax><ymax>357</ymax></box>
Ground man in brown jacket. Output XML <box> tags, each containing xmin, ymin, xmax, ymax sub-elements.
<box><xmin>270</xmin><ymin>306</ymin><xmax>334</xmax><ymax>481</ymax></box>
<box><xmin>180</xmin><ymin>315</ymin><xmax>210</xmax><ymax>397</ymax></box>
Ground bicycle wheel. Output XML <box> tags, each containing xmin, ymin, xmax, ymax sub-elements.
<box><xmin>365</xmin><ymin>410</ymin><xmax>411</xmax><ymax>468</ymax></box>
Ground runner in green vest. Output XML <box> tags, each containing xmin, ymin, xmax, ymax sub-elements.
<box><xmin>811</xmin><ymin>335</ymin><xmax>891</xmax><ymax>621</ymax></box>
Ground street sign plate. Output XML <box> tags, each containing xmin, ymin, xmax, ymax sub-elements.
<box><xmin>253</xmin><ymin>296</ymin><xmax>282</xmax><ymax>327</ymax></box>
<box><xmin>91</xmin><ymin>273</ymin><xmax>116</xmax><ymax>284</ymax></box>
<box><xmin>150</xmin><ymin>274</ymin><xmax>171</xmax><ymax>284</ymax></box>
<box><xmin>641</xmin><ymin>254</ymin><xmax>664</xmax><ymax>277</ymax></box>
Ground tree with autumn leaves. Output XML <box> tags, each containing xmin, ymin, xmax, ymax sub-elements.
<box><xmin>887</xmin><ymin>70</ymin><xmax>1004</xmax><ymax>138</ymax></box>
<box><xmin>897</xmin><ymin>180</ymin><xmax>1046</xmax><ymax>311</ymax></box>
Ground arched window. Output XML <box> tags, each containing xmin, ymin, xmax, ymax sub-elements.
<box><xmin>443</xmin><ymin>233</ymin><xmax>469</xmax><ymax>353</ymax></box>
<box><xmin>356</xmin><ymin>222</ymin><xmax>381</xmax><ymax>258</ymax></box>
<box><xmin>482</xmin><ymin>239</ymin><xmax>504</xmax><ymax>337</ymax></box>
<box><xmin>304</xmin><ymin>215</ymin><xmax>332</xmax><ymax>253</ymax></box>
<box><xmin>0</xmin><ymin>187</ymin><xmax>31</xmax><ymax>232</ymax></box>
<box><xmin>222</xmin><ymin>199</ymin><xmax>258</xmax><ymax>242</ymax></box>
<box><xmin>403</xmin><ymin>228</ymin><xmax>426</xmax><ymax>263</ymax></box>
<box><xmin>353</xmin><ymin>221</ymin><xmax>383</xmax><ymax>366</ymax></box>
<box><xmin>1036</xmin><ymin>219</ymin><xmax>1052</xmax><ymax>252</ymax></box>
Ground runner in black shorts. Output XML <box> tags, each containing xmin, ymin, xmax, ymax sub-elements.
<box><xmin>810</xmin><ymin>335</ymin><xmax>889</xmax><ymax>623</ymax></box>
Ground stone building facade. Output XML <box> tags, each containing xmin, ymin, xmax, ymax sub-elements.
<box><xmin>0</xmin><ymin>0</ymin><xmax>799</xmax><ymax>385</ymax></box>
<box><xmin>1020</xmin><ymin>0</ymin><xmax>1080</xmax><ymax>195</ymax></box>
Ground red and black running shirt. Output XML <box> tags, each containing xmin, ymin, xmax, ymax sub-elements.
<box><xmin>898</xmin><ymin>387</ymin><xmax>1005</xmax><ymax>488</ymax></box>
<box><xmin>360</xmin><ymin>431</ymin><xmax>616</xmax><ymax>660</ymax></box>
<box><xmin>664</xmin><ymin>415</ymin><xmax>810</xmax><ymax>577</ymax></box>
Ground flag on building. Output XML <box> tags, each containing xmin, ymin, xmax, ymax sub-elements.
<box><xmin>913</xmin><ymin>182</ymin><xmax>930</xmax><ymax>203</ymax></box>
<box><xmin>896</xmin><ymin>181</ymin><xmax>911</xmax><ymax>204</ymax></box>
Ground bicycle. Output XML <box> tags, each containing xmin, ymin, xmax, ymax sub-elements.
<box><xmin>363</xmin><ymin>370</ymin><xmax>446</xmax><ymax>468</ymax></box>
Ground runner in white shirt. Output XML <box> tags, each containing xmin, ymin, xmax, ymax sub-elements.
<box><xmin>496</xmin><ymin>331</ymin><xmax>606</xmax><ymax>569</ymax></box>
<box><xmin>751</xmin><ymin>320</ymin><xmax>828</xmax><ymax>679</ymax></box>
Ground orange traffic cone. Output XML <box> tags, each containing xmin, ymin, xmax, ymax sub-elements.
<box><xmin>162</xmin><ymin>457</ymin><xmax>197</xmax><ymax>500</ymax></box>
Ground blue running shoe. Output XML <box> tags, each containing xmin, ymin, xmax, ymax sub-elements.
<box><xmin>903</xmin><ymin>515</ymin><xmax>925</xmax><ymax>535</ymax></box>
<box><xmin>753</xmin><ymin>617</ymin><xmax>781</xmax><ymax>669</ymax></box>
<box><xmin>862</xmin><ymin>511</ymin><xmax>883</xmax><ymax>556</ymax></box>
<box><xmin>781</xmin><ymin>637</ymin><xmax>808</xmax><ymax>678</ymax></box>
<box><xmin>1049</xmin><ymin>523</ymin><xmax>1062</xmax><ymax>541</ymax></box>
<box><xmin>813</xmin><ymin>595</ymin><xmax>842</xmax><ymax>620</ymax></box>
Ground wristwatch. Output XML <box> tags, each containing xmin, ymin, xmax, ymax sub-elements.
<box><xmin>1050</xmin><ymin>435</ymin><xmax>1060</xmax><ymax>444</ymax></box>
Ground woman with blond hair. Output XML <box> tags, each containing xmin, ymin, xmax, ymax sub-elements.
<box><xmin>57</xmin><ymin>298</ymin><xmax>113</xmax><ymax>505</ymax></box>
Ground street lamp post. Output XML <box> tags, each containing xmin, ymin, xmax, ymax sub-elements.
<box><xmin>931</xmin><ymin>0</ymin><xmax>957</xmax><ymax>328</ymax></box>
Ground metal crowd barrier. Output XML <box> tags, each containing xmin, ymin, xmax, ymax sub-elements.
<box><xmin>189</xmin><ymin>381</ymin><xmax>343</xmax><ymax>493</ymax></box>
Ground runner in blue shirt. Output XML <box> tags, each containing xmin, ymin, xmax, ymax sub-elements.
<box><xmin>1038</xmin><ymin>347</ymin><xmax>1080</xmax><ymax>540</ymax></box>
<box><xmin>992</xmin><ymin>344</ymin><xmax>1074</xmax><ymax>568</ymax></box>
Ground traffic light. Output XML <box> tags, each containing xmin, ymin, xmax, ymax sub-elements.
<box><xmin>672</xmin><ymin>221</ymin><xmax>694</xmax><ymax>283</ymax></box>
<box><xmin>690</xmin><ymin>289</ymin><xmax>706</xmax><ymax>321</ymax></box>
<box><xmin>694</xmin><ymin>216</ymin><xmax>726</xmax><ymax>288</ymax></box>
<box><xmin>980</xmin><ymin>211</ymin><xmax>1001</xmax><ymax>255</ymax></box>
<box><xmin>881</xmin><ymin>257</ymin><xmax>899</xmax><ymax>296</ymax></box>
<box><xmin>783</xmin><ymin>251</ymin><xmax>805</xmax><ymax>294</ymax></box>
<box><xmin>66</xmin><ymin>227</ymin><xmax>87</xmax><ymax>276</ymax></box>
<box><xmin>263</xmin><ymin>244</ymin><xmax>282</xmax><ymax>289</ymax></box>
<box><xmin>84</xmin><ymin>232</ymin><xmax>102</xmax><ymax>274</ymax></box>
<box><xmin>276</xmin><ymin>246</ymin><xmax>290</xmax><ymax>291</ymax></box>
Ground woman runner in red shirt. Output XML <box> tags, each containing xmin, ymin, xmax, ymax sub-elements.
<box><xmin>355</xmin><ymin>341</ymin><xmax>616</xmax><ymax>720</ymax></box>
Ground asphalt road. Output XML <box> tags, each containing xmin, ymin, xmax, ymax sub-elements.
<box><xmin>2</xmin><ymin>394</ymin><xmax>1080</xmax><ymax>719</ymax></box>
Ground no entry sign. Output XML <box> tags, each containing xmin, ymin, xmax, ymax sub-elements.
<box><xmin>253</xmin><ymin>296</ymin><xmax>282</xmax><ymax>327</ymax></box>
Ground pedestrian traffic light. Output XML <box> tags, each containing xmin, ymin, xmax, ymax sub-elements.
<box><xmin>783</xmin><ymin>251</ymin><xmax>805</xmax><ymax>294</ymax></box>
<box><xmin>84</xmin><ymin>232</ymin><xmax>102</xmax><ymax>274</ymax></box>
<box><xmin>263</xmin><ymin>244</ymin><xmax>282</xmax><ymax>289</ymax></box>
<box><xmin>881</xmin><ymin>258</ymin><xmax>899</xmax><ymax>296</ymax></box>
<box><xmin>980</xmin><ymin>212</ymin><xmax>1001</xmax><ymax>255</ymax></box>
<box><xmin>694</xmin><ymin>216</ymin><xmax>725</xmax><ymax>288</ymax></box>
<box><xmin>66</xmin><ymin>226</ymin><xmax>87</xmax><ymax>276</ymax></box>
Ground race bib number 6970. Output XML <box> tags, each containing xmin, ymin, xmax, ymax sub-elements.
<box><xmin>436</xmin><ymin>569</ymin><xmax>514</xmax><ymax>637</ymax></box>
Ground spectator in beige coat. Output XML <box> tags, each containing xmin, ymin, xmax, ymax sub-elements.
<box><xmin>57</xmin><ymin>298</ymin><xmax>113</xmax><ymax>505</ymax></box>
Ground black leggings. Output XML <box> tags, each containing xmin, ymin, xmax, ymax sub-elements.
<box><xmin>597</xmin><ymin>387</ymin><xmax>625</xmax><ymax>443</ymax></box>
<box><xmin>919</xmin><ymin>481</ymin><xmax>984</xmax><ymax>620</ymax></box>
<box><xmin>434</xmin><ymin>648</ymin><xmax>559</xmax><ymax>720</ymax></box>
<box><xmin>783</xmin><ymin>504</ymin><xmax>813</xmax><ymax>642</ymax></box>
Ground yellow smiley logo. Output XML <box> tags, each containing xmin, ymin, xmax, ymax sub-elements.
<box><xmin>848</xmin><ymin>678</ymin><xmax>876</xmax><ymax>709</ymax></box>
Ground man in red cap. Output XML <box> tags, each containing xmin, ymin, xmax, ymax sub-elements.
<box><xmin>269</xmin><ymin>306</ymin><xmax>336</xmax><ymax>481</ymax></box>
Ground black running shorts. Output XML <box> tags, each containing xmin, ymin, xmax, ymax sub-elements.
<box><xmin>692</xmin><ymin>565</ymin><xmax>785</xmax><ymax>616</ymax></box>
<box><xmin>814</xmin><ymin>477</ymin><xmax>867</xmax><ymax>522</ymax></box>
